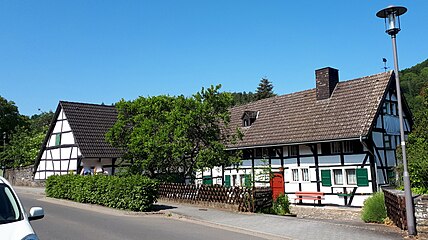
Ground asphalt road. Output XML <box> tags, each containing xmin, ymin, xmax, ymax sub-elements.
<box><xmin>18</xmin><ymin>192</ymin><xmax>269</xmax><ymax>240</ymax></box>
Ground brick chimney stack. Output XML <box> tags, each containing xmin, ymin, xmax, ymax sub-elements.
<box><xmin>316</xmin><ymin>67</ymin><xmax>339</xmax><ymax>100</ymax></box>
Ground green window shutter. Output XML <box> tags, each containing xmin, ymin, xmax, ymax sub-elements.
<box><xmin>244</xmin><ymin>174</ymin><xmax>252</xmax><ymax>187</ymax></box>
<box><xmin>225</xmin><ymin>175</ymin><xmax>231</xmax><ymax>187</ymax></box>
<box><xmin>321</xmin><ymin>170</ymin><xmax>332</xmax><ymax>186</ymax></box>
<box><xmin>55</xmin><ymin>133</ymin><xmax>61</xmax><ymax>146</ymax></box>
<box><xmin>203</xmin><ymin>176</ymin><xmax>212</xmax><ymax>185</ymax></box>
<box><xmin>356</xmin><ymin>168</ymin><xmax>369</xmax><ymax>186</ymax></box>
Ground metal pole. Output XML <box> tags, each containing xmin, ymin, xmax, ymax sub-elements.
<box><xmin>391</xmin><ymin>34</ymin><xmax>416</xmax><ymax>235</ymax></box>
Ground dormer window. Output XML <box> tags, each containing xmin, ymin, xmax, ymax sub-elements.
<box><xmin>242</xmin><ymin>111</ymin><xmax>258</xmax><ymax>127</ymax></box>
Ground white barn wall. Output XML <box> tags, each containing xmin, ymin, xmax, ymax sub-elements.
<box><xmin>35</xmin><ymin>108</ymin><xmax>81</xmax><ymax>180</ymax></box>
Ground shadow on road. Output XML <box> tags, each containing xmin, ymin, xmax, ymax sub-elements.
<box><xmin>151</xmin><ymin>204</ymin><xmax>177</xmax><ymax>211</ymax></box>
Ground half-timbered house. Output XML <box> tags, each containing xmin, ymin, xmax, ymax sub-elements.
<box><xmin>34</xmin><ymin>101</ymin><xmax>123</xmax><ymax>180</ymax></box>
<box><xmin>197</xmin><ymin>67</ymin><xmax>412</xmax><ymax>206</ymax></box>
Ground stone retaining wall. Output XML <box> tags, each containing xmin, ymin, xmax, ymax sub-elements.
<box><xmin>415</xmin><ymin>195</ymin><xmax>428</xmax><ymax>238</ymax></box>
<box><xmin>4</xmin><ymin>166</ymin><xmax>45</xmax><ymax>187</ymax></box>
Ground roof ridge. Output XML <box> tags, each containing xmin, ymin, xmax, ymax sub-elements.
<box><xmin>234</xmin><ymin>71</ymin><xmax>391</xmax><ymax>109</ymax></box>
<box><xmin>60</xmin><ymin>100</ymin><xmax>115</xmax><ymax>108</ymax></box>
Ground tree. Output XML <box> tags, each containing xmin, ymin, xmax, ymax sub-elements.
<box><xmin>0</xmin><ymin>111</ymin><xmax>53</xmax><ymax>168</ymax></box>
<box><xmin>394</xmin><ymin>58</ymin><xmax>428</xmax><ymax>193</ymax></box>
<box><xmin>398</xmin><ymin>86</ymin><xmax>428</xmax><ymax>193</ymax></box>
<box><xmin>0</xmin><ymin>96</ymin><xmax>25</xmax><ymax>148</ymax></box>
<box><xmin>230</xmin><ymin>91</ymin><xmax>256</xmax><ymax>106</ymax></box>
<box><xmin>106</xmin><ymin>85</ymin><xmax>241</xmax><ymax>181</ymax></box>
<box><xmin>255</xmin><ymin>78</ymin><xmax>276</xmax><ymax>100</ymax></box>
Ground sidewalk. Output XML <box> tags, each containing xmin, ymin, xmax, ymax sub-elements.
<box><xmin>158</xmin><ymin>200</ymin><xmax>405</xmax><ymax>240</ymax></box>
<box><xmin>14</xmin><ymin>186</ymin><xmax>405</xmax><ymax>240</ymax></box>
<box><xmin>13</xmin><ymin>185</ymin><xmax>45</xmax><ymax>196</ymax></box>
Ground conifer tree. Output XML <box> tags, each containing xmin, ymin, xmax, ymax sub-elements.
<box><xmin>255</xmin><ymin>78</ymin><xmax>276</xmax><ymax>100</ymax></box>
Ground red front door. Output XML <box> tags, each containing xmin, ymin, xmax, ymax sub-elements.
<box><xmin>270</xmin><ymin>172</ymin><xmax>285</xmax><ymax>200</ymax></box>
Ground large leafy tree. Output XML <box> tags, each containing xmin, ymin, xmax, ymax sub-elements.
<box><xmin>1</xmin><ymin>111</ymin><xmax>53</xmax><ymax>168</ymax></box>
<box><xmin>255</xmin><ymin>78</ymin><xmax>276</xmax><ymax>100</ymax></box>
<box><xmin>0</xmin><ymin>96</ymin><xmax>25</xmax><ymax>148</ymax></box>
<box><xmin>0</xmin><ymin>96</ymin><xmax>27</xmax><ymax>167</ymax></box>
<box><xmin>106</xmin><ymin>85</ymin><xmax>241</xmax><ymax>180</ymax></box>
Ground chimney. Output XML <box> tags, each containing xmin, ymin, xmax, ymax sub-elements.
<box><xmin>316</xmin><ymin>67</ymin><xmax>339</xmax><ymax>100</ymax></box>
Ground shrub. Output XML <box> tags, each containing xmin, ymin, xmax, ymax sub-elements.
<box><xmin>46</xmin><ymin>174</ymin><xmax>158</xmax><ymax>212</ymax></box>
<box><xmin>272</xmin><ymin>194</ymin><xmax>290</xmax><ymax>216</ymax></box>
<box><xmin>361</xmin><ymin>192</ymin><xmax>387</xmax><ymax>223</ymax></box>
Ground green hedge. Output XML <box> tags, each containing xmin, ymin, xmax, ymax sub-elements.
<box><xmin>46</xmin><ymin>174</ymin><xmax>158</xmax><ymax>212</ymax></box>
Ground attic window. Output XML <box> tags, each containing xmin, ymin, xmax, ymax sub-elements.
<box><xmin>242</xmin><ymin>111</ymin><xmax>258</xmax><ymax>127</ymax></box>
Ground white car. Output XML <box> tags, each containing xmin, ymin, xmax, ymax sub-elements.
<box><xmin>0</xmin><ymin>176</ymin><xmax>44</xmax><ymax>240</ymax></box>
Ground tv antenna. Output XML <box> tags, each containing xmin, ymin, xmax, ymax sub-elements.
<box><xmin>382</xmin><ymin>58</ymin><xmax>389</xmax><ymax>72</ymax></box>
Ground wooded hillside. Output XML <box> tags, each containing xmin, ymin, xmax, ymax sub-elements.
<box><xmin>399</xmin><ymin>58</ymin><xmax>428</xmax><ymax>193</ymax></box>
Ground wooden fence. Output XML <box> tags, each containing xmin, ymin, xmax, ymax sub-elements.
<box><xmin>158</xmin><ymin>183</ymin><xmax>272</xmax><ymax>212</ymax></box>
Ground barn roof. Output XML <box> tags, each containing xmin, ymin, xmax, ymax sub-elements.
<box><xmin>227</xmin><ymin>71</ymin><xmax>394</xmax><ymax>149</ymax></box>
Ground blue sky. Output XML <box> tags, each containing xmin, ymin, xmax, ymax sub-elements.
<box><xmin>1</xmin><ymin>1</ymin><xmax>427</xmax><ymax>116</ymax></box>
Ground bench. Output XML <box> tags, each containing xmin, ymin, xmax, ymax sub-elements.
<box><xmin>293</xmin><ymin>191</ymin><xmax>324</xmax><ymax>205</ymax></box>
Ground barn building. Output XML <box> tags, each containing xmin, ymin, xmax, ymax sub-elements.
<box><xmin>34</xmin><ymin>101</ymin><xmax>122</xmax><ymax>180</ymax></box>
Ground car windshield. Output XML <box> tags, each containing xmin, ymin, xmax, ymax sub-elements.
<box><xmin>0</xmin><ymin>184</ymin><xmax>22</xmax><ymax>224</ymax></box>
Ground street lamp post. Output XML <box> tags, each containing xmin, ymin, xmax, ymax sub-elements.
<box><xmin>376</xmin><ymin>6</ymin><xmax>416</xmax><ymax>236</ymax></box>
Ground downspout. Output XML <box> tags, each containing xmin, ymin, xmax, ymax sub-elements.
<box><xmin>360</xmin><ymin>135</ymin><xmax>374</xmax><ymax>156</ymax></box>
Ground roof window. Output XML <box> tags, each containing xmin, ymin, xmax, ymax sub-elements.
<box><xmin>242</xmin><ymin>111</ymin><xmax>258</xmax><ymax>127</ymax></box>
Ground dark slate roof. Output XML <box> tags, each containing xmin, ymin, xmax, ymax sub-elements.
<box><xmin>59</xmin><ymin>101</ymin><xmax>123</xmax><ymax>158</ymax></box>
<box><xmin>227</xmin><ymin>71</ymin><xmax>393</xmax><ymax>149</ymax></box>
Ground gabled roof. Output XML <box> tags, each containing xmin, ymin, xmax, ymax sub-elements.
<box><xmin>35</xmin><ymin>101</ymin><xmax>122</xmax><ymax>166</ymax></box>
<box><xmin>59</xmin><ymin>101</ymin><xmax>122</xmax><ymax>158</ymax></box>
<box><xmin>228</xmin><ymin>71</ymin><xmax>394</xmax><ymax>149</ymax></box>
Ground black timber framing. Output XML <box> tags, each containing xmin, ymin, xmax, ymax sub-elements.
<box><xmin>309</xmin><ymin>143</ymin><xmax>321</xmax><ymax>204</ymax></box>
<box><xmin>380</xmin><ymin>108</ymin><xmax>389</xmax><ymax>184</ymax></box>
<box><xmin>77</xmin><ymin>157</ymin><xmax>82</xmax><ymax>175</ymax></box>
<box><xmin>251</xmin><ymin>149</ymin><xmax>255</xmax><ymax>187</ymax></box>
<box><xmin>59</xmin><ymin>116</ymin><xmax>64</xmax><ymax>174</ymax></box>
<box><xmin>366</xmin><ymin>135</ymin><xmax>378</xmax><ymax>193</ymax></box>
<box><xmin>112</xmin><ymin>158</ymin><xmax>116</xmax><ymax>175</ymax></box>
<box><xmin>373</xmin><ymin>145</ymin><xmax>388</xmax><ymax>184</ymax></box>
<box><xmin>295</xmin><ymin>146</ymin><xmax>302</xmax><ymax>192</ymax></box>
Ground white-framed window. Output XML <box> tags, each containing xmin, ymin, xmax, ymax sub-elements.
<box><xmin>386</xmin><ymin>102</ymin><xmax>391</xmax><ymax>114</ymax></box>
<box><xmin>292</xmin><ymin>169</ymin><xmax>299</xmax><ymax>181</ymax></box>
<box><xmin>346</xmin><ymin>169</ymin><xmax>357</xmax><ymax>185</ymax></box>
<box><xmin>54</xmin><ymin>133</ymin><xmax>61</xmax><ymax>146</ymax></box>
<box><xmin>330</xmin><ymin>142</ymin><xmax>341</xmax><ymax>154</ymax></box>
<box><xmin>343</xmin><ymin>141</ymin><xmax>354</xmax><ymax>153</ymax></box>
<box><xmin>395</xmin><ymin>135</ymin><xmax>401</xmax><ymax>147</ymax></box>
<box><xmin>384</xmin><ymin>135</ymin><xmax>391</xmax><ymax>149</ymax></box>
<box><xmin>240</xmin><ymin>175</ymin><xmax>245</xmax><ymax>186</ymax></box>
<box><xmin>288</xmin><ymin>146</ymin><xmax>298</xmax><ymax>157</ymax></box>
<box><xmin>391</xmin><ymin>102</ymin><xmax>397</xmax><ymax>116</ymax></box>
<box><xmin>301</xmin><ymin>168</ymin><xmax>310</xmax><ymax>182</ymax></box>
<box><xmin>333</xmin><ymin>169</ymin><xmax>343</xmax><ymax>185</ymax></box>
<box><xmin>243</xmin><ymin>119</ymin><xmax>250</xmax><ymax>127</ymax></box>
